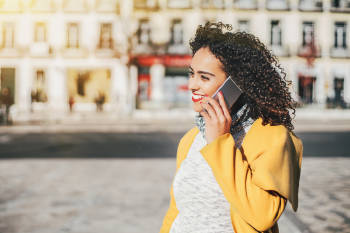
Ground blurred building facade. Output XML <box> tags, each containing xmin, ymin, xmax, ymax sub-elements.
<box><xmin>0</xmin><ymin>0</ymin><xmax>350</xmax><ymax>122</ymax></box>
<box><xmin>0</xmin><ymin>0</ymin><xmax>132</xmax><ymax>121</ymax></box>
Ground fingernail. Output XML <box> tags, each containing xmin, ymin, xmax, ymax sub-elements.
<box><xmin>219</xmin><ymin>91</ymin><xmax>223</xmax><ymax>96</ymax></box>
<box><xmin>204</xmin><ymin>94</ymin><xmax>209</xmax><ymax>97</ymax></box>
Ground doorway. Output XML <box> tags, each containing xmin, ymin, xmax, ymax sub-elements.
<box><xmin>298</xmin><ymin>75</ymin><xmax>316</xmax><ymax>104</ymax></box>
<box><xmin>0</xmin><ymin>68</ymin><xmax>15</xmax><ymax>104</ymax></box>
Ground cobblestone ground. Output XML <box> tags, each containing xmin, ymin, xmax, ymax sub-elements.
<box><xmin>0</xmin><ymin>157</ymin><xmax>349</xmax><ymax>233</ymax></box>
<box><xmin>296</xmin><ymin>157</ymin><xmax>350</xmax><ymax>233</ymax></box>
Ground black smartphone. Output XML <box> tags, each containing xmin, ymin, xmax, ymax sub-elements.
<box><xmin>212</xmin><ymin>76</ymin><xmax>242</xmax><ymax>110</ymax></box>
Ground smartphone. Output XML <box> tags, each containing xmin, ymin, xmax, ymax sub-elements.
<box><xmin>212</xmin><ymin>76</ymin><xmax>242</xmax><ymax>110</ymax></box>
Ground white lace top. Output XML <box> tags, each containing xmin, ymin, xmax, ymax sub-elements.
<box><xmin>169</xmin><ymin>131</ymin><xmax>235</xmax><ymax>233</ymax></box>
<box><xmin>170</xmin><ymin>103</ymin><xmax>255</xmax><ymax>233</ymax></box>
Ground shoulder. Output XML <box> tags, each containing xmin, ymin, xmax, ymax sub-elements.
<box><xmin>175</xmin><ymin>127</ymin><xmax>199</xmax><ymax>169</ymax></box>
<box><xmin>243</xmin><ymin>118</ymin><xmax>303</xmax><ymax>159</ymax></box>
<box><xmin>179</xmin><ymin>127</ymin><xmax>199</xmax><ymax>146</ymax></box>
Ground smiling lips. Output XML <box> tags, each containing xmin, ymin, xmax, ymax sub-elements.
<box><xmin>192</xmin><ymin>93</ymin><xmax>207</xmax><ymax>103</ymax></box>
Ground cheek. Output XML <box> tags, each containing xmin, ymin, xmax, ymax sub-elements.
<box><xmin>203</xmin><ymin>81</ymin><xmax>222</xmax><ymax>97</ymax></box>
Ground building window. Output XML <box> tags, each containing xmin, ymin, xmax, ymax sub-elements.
<box><xmin>238</xmin><ymin>20</ymin><xmax>250</xmax><ymax>32</ymax></box>
<box><xmin>334</xmin><ymin>22</ymin><xmax>347</xmax><ymax>49</ymax></box>
<box><xmin>235</xmin><ymin>0</ymin><xmax>257</xmax><ymax>9</ymax></box>
<box><xmin>298</xmin><ymin>75</ymin><xmax>316</xmax><ymax>104</ymax></box>
<box><xmin>168</xmin><ymin>0</ymin><xmax>191</xmax><ymax>8</ymax></box>
<box><xmin>31</xmin><ymin>0</ymin><xmax>54</xmax><ymax>12</ymax></box>
<box><xmin>332</xmin><ymin>0</ymin><xmax>350</xmax><ymax>8</ymax></box>
<box><xmin>67</xmin><ymin>23</ymin><xmax>79</xmax><ymax>48</ymax></box>
<box><xmin>137</xmin><ymin>19</ymin><xmax>151</xmax><ymax>45</ymax></box>
<box><xmin>302</xmin><ymin>21</ymin><xmax>315</xmax><ymax>46</ymax></box>
<box><xmin>170</xmin><ymin>19</ymin><xmax>183</xmax><ymax>45</ymax></box>
<box><xmin>99</xmin><ymin>23</ymin><xmax>113</xmax><ymax>49</ymax></box>
<box><xmin>201</xmin><ymin>0</ymin><xmax>225</xmax><ymax>8</ymax></box>
<box><xmin>95</xmin><ymin>0</ymin><xmax>118</xmax><ymax>12</ymax></box>
<box><xmin>34</xmin><ymin>22</ymin><xmax>46</xmax><ymax>43</ymax></box>
<box><xmin>266</xmin><ymin>0</ymin><xmax>289</xmax><ymax>10</ymax></box>
<box><xmin>299</xmin><ymin>21</ymin><xmax>321</xmax><ymax>57</ymax></box>
<box><xmin>270</xmin><ymin>20</ymin><xmax>282</xmax><ymax>46</ymax></box>
<box><xmin>0</xmin><ymin>0</ymin><xmax>21</xmax><ymax>12</ymax></box>
<box><xmin>2</xmin><ymin>22</ymin><xmax>15</xmax><ymax>48</ymax></box>
<box><xmin>334</xmin><ymin>77</ymin><xmax>345</xmax><ymax>106</ymax></box>
<box><xmin>63</xmin><ymin>0</ymin><xmax>87</xmax><ymax>12</ymax></box>
<box><xmin>168</xmin><ymin>19</ymin><xmax>187</xmax><ymax>54</ymax></box>
<box><xmin>299</xmin><ymin>0</ymin><xmax>323</xmax><ymax>11</ymax></box>
<box><xmin>134</xmin><ymin>0</ymin><xmax>157</xmax><ymax>9</ymax></box>
<box><xmin>31</xmin><ymin>70</ymin><xmax>47</xmax><ymax>103</ymax></box>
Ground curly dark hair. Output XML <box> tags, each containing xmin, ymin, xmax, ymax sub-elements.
<box><xmin>190</xmin><ymin>22</ymin><xmax>296</xmax><ymax>131</ymax></box>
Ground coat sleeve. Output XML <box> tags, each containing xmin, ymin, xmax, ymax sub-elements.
<box><xmin>200</xmin><ymin>129</ymin><xmax>302</xmax><ymax>232</ymax></box>
<box><xmin>159</xmin><ymin>185</ymin><xmax>179</xmax><ymax>233</ymax></box>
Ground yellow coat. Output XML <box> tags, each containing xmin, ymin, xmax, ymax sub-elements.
<box><xmin>160</xmin><ymin>117</ymin><xmax>303</xmax><ymax>233</ymax></box>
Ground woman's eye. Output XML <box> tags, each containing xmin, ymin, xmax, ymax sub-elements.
<box><xmin>188</xmin><ymin>71</ymin><xmax>194</xmax><ymax>78</ymax></box>
<box><xmin>201</xmin><ymin>75</ymin><xmax>209</xmax><ymax>81</ymax></box>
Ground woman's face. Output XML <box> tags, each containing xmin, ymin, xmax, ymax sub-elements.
<box><xmin>189</xmin><ymin>47</ymin><xmax>227</xmax><ymax>112</ymax></box>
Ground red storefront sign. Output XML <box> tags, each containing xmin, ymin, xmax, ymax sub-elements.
<box><xmin>135</xmin><ymin>55</ymin><xmax>192</xmax><ymax>67</ymax></box>
<box><xmin>136</xmin><ymin>56</ymin><xmax>163</xmax><ymax>67</ymax></box>
<box><xmin>163</xmin><ymin>55</ymin><xmax>192</xmax><ymax>67</ymax></box>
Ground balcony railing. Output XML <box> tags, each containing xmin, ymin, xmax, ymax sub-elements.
<box><xmin>133</xmin><ymin>43</ymin><xmax>154</xmax><ymax>55</ymax></box>
<box><xmin>298</xmin><ymin>44</ymin><xmax>322</xmax><ymax>58</ymax></box>
<box><xmin>0</xmin><ymin>47</ymin><xmax>23</xmax><ymax>58</ymax></box>
<box><xmin>167</xmin><ymin>43</ymin><xmax>188</xmax><ymax>55</ymax></box>
<box><xmin>266</xmin><ymin>0</ymin><xmax>290</xmax><ymax>10</ymax></box>
<box><xmin>330</xmin><ymin>47</ymin><xmax>350</xmax><ymax>58</ymax></box>
<box><xmin>95</xmin><ymin>47</ymin><xmax>118</xmax><ymax>58</ymax></box>
<box><xmin>200</xmin><ymin>0</ymin><xmax>226</xmax><ymax>9</ymax></box>
<box><xmin>299</xmin><ymin>0</ymin><xmax>323</xmax><ymax>11</ymax></box>
<box><xmin>95</xmin><ymin>0</ymin><xmax>118</xmax><ymax>13</ymax></box>
<box><xmin>29</xmin><ymin>43</ymin><xmax>53</xmax><ymax>57</ymax></box>
<box><xmin>63</xmin><ymin>0</ymin><xmax>89</xmax><ymax>12</ymax></box>
<box><xmin>270</xmin><ymin>44</ymin><xmax>290</xmax><ymax>57</ymax></box>
<box><xmin>134</xmin><ymin>0</ymin><xmax>159</xmax><ymax>9</ymax></box>
<box><xmin>61</xmin><ymin>47</ymin><xmax>89</xmax><ymax>58</ymax></box>
<box><xmin>30</xmin><ymin>0</ymin><xmax>55</xmax><ymax>12</ymax></box>
<box><xmin>330</xmin><ymin>0</ymin><xmax>350</xmax><ymax>12</ymax></box>
<box><xmin>235</xmin><ymin>0</ymin><xmax>258</xmax><ymax>10</ymax></box>
<box><xmin>0</xmin><ymin>0</ymin><xmax>22</xmax><ymax>13</ymax></box>
<box><xmin>167</xmin><ymin>0</ymin><xmax>191</xmax><ymax>9</ymax></box>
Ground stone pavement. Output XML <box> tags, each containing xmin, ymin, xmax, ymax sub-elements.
<box><xmin>296</xmin><ymin>157</ymin><xmax>350</xmax><ymax>233</ymax></box>
<box><xmin>0</xmin><ymin>157</ymin><xmax>349</xmax><ymax>233</ymax></box>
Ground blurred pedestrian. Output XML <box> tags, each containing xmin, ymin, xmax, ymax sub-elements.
<box><xmin>68</xmin><ymin>96</ymin><xmax>75</xmax><ymax>113</ymax></box>
<box><xmin>160</xmin><ymin>22</ymin><xmax>303</xmax><ymax>233</ymax></box>
<box><xmin>0</xmin><ymin>87</ymin><xmax>14</xmax><ymax>125</ymax></box>
<box><xmin>94</xmin><ymin>92</ymin><xmax>105</xmax><ymax>112</ymax></box>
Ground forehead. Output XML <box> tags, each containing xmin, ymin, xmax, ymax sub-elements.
<box><xmin>190</xmin><ymin>47</ymin><xmax>223</xmax><ymax>71</ymax></box>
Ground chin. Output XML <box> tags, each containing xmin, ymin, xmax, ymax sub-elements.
<box><xmin>192</xmin><ymin>103</ymin><xmax>202</xmax><ymax>113</ymax></box>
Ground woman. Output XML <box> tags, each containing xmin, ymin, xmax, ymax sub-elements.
<box><xmin>160</xmin><ymin>22</ymin><xmax>303</xmax><ymax>233</ymax></box>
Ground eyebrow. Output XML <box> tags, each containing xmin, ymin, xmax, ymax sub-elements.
<box><xmin>189</xmin><ymin>66</ymin><xmax>216</xmax><ymax>77</ymax></box>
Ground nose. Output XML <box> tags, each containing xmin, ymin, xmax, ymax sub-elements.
<box><xmin>188</xmin><ymin>75</ymin><xmax>200</xmax><ymax>92</ymax></box>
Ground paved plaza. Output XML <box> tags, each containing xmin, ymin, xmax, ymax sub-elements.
<box><xmin>0</xmin><ymin>157</ymin><xmax>349</xmax><ymax>233</ymax></box>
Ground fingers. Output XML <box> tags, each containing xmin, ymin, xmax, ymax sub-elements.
<box><xmin>201</xmin><ymin>101</ymin><xmax>216</xmax><ymax>119</ymax></box>
<box><xmin>203</xmin><ymin>96</ymin><xmax>224</xmax><ymax>118</ymax></box>
<box><xmin>217</xmin><ymin>91</ymin><xmax>232</xmax><ymax>121</ymax></box>
<box><xmin>200</xmin><ymin>108</ymin><xmax>210</xmax><ymax>120</ymax></box>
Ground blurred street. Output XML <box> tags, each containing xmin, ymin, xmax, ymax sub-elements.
<box><xmin>0</xmin><ymin>117</ymin><xmax>350</xmax><ymax>233</ymax></box>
